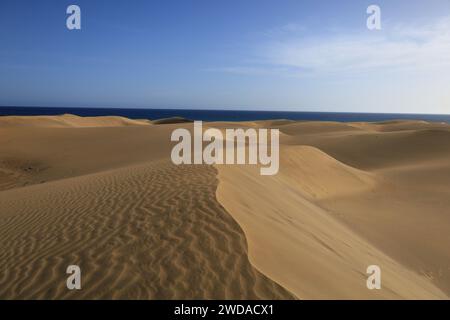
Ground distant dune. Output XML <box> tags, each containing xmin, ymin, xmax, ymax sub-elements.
<box><xmin>0</xmin><ymin>115</ymin><xmax>449</xmax><ymax>299</ymax></box>
<box><xmin>152</xmin><ymin>116</ymin><xmax>193</xmax><ymax>124</ymax></box>
<box><xmin>0</xmin><ymin>114</ymin><xmax>151</xmax><ymax>128</ymax></box>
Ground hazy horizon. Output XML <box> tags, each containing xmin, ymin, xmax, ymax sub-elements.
<box><xmin>3</xmin><ymin>105</ymin><xmax>450</xmax><ymax>116</ymax></box>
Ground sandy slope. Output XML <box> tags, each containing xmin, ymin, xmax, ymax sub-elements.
<box><xmin>216</xmin><ymin>120</ymin><xmax>450</xmax><ymax>299</ymax></box>
<box><xmin>0</xmin><ymin>117</ymin><xmax>293</xmax><ymax>299</ymax></box>
<box><xmin>0</xmin><ymin>161</ymin><xmax>293</xmax><ymax>299</ymax></box>
<box><xmin>1</xmin><ymin>115</ymin><xmax>450</xmax><ymax>299</ymax></box>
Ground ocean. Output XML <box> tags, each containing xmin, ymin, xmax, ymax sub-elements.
<box><xmin>1</xmin><ymin>106</ymin><xmax>450</xmax><ymax>123</ymax></box>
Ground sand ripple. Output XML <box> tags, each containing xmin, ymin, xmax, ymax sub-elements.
<box><xmin>0</xmin><ymin>160</ymin><xmax>293</xmax><ymax>299</ymax></box>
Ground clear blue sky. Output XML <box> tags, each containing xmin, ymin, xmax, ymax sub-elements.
<box><xmin>1</xmin><ymin>0</ymin><xmax>450</xmax><ymax>113</ymax></box>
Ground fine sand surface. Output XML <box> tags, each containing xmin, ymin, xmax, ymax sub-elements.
<box><xmin>1</xmin><ymin>114</ymin><xmax>450</xmax><ymax>299</ymax></box>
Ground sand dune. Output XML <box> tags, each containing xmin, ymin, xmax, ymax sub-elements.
<box><xmin>0</xmin><ymin>117</ymin><xmax>293</xmax><ymax>299</ymax></box>
<box><xmin>216</xmin><ymin>120</ymin><xmax>450</xmax><ymax>299</ymax></box>
<box><xmin>284</xmin><ymin>123</ymin><xmax>450</xmax><ymax>170</ymax></box>
<box><xmin>351</xmin><ymin>120</ymin><xmax>450</xmax><ymax>132</ymax></box>
<box><xmin>216</xmin><ymin>146</ymin><xmax>447</xmax><ymax>299</ymax></box>
<box><xmin>152</xmin><ymin>117</ymin><xmax>193</xmax><ymax>124</ymax></box>
<box><xmin>1</xmin><ymin>115</ymin><xmax>449</xmax><ymax>299</ymax></box>
<box><xmin>275</xmin><ymin>146</ymin><xmax>376</xmax><ymax>200</ymax></box>
<box><xmin>0</xmin><ymin>114</ymin><xmax>151</xmax><ymax>128</ymax></box>
<box><xmin>0</xmin><ymin>160</ymin><xmax>293</xmax><ymax>299</ymax></box>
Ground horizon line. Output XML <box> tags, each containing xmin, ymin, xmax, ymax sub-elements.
<box><xmin>1</xmin><ymin>105</ymin><xmax>450</xmax><ymax>116</ymax></box>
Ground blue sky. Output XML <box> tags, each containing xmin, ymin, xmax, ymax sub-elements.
<box><xmin>1</xmin><ymin>0</ymin><xmax>450</xmax><ymax>113</ymax></box>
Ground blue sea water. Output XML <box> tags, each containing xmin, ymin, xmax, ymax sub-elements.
<box><xmin>1</xmin><ymin>106</ymin><xmax>450</xmax><ymax>123</ymax></box>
